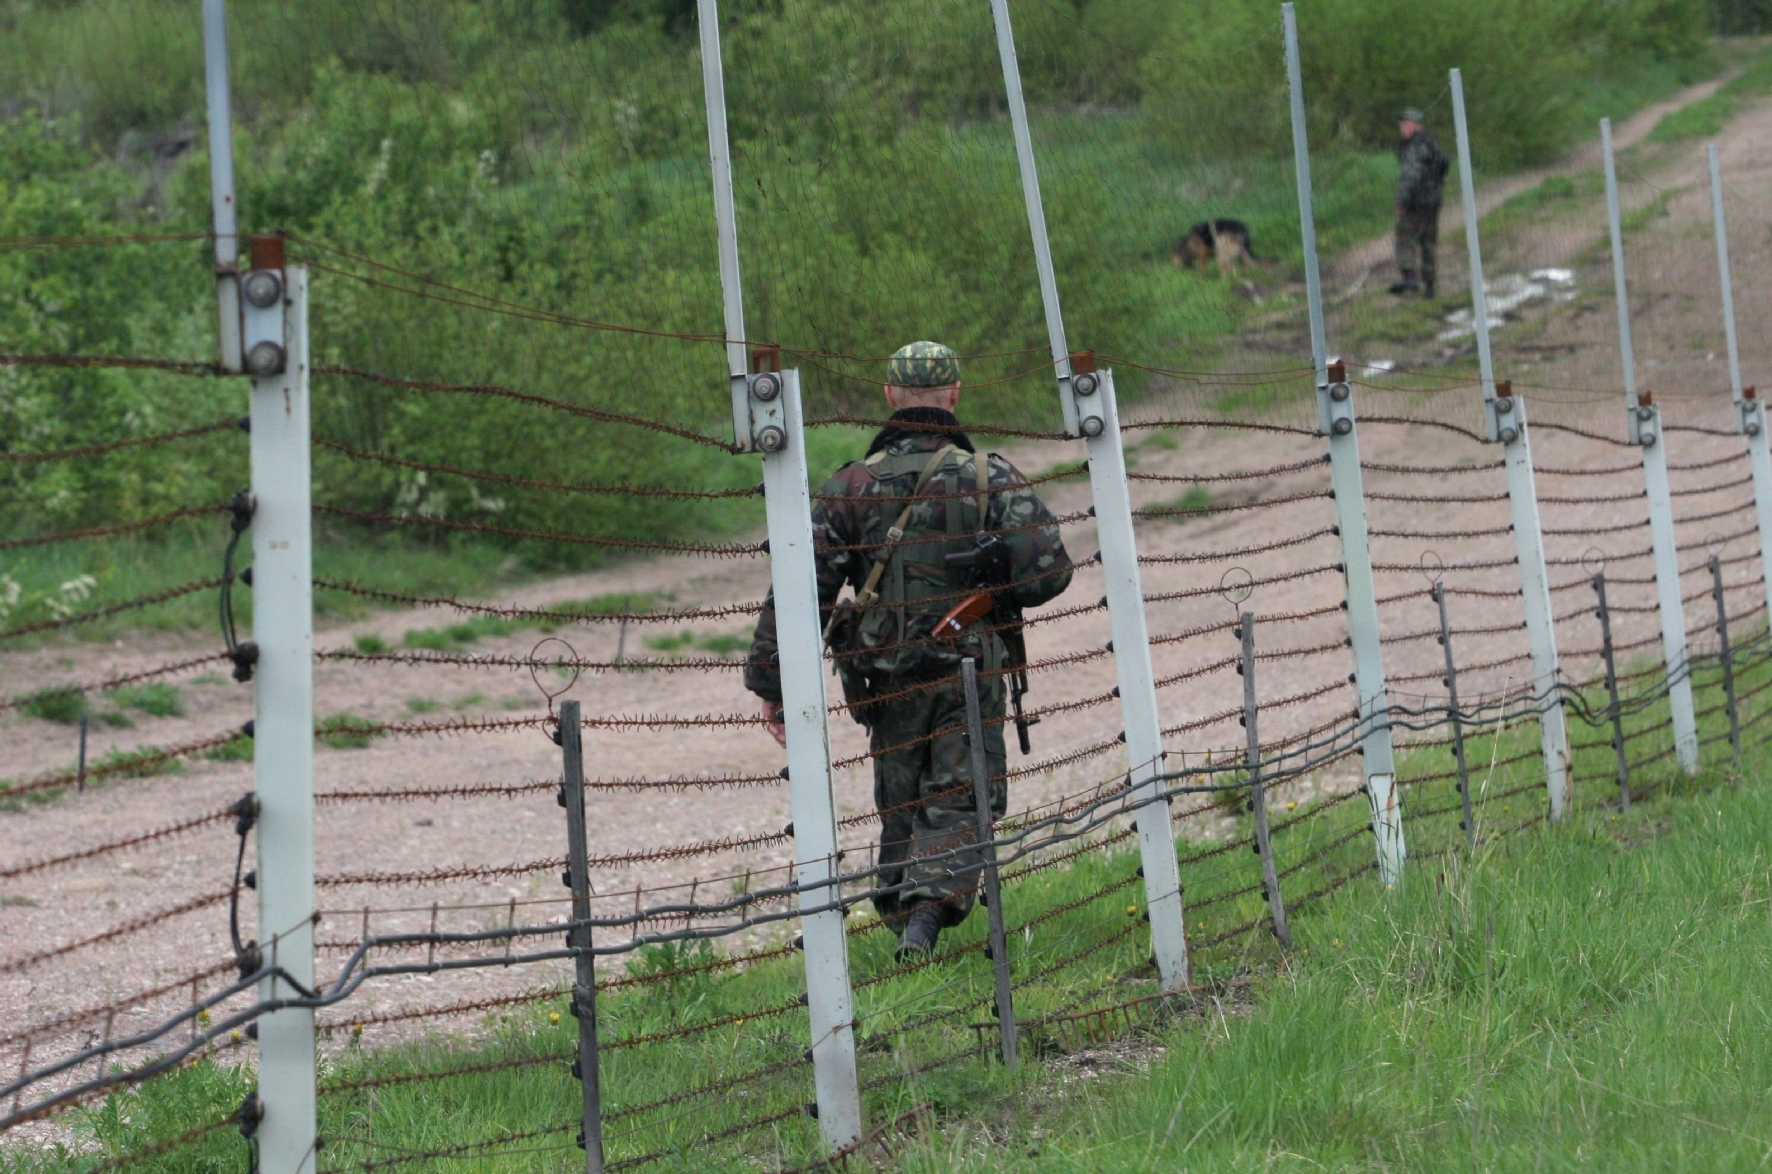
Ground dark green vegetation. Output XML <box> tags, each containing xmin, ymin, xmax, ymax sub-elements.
<box><xmin>1652</xmin><ymin>46</ymin><xmax>1772</xmax><ymax>140</ymax></box>
<box><xmin>0</xmin><ymin>0</ymin><xmax>1736</xmax><ymax>621</ymax></box>
<box><xmin>13</xmin><ymin>647</ymin><xmax>1766</xmax><ymax>1172</ymax></box>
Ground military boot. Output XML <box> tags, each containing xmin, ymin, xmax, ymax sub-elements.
<box><xmin>895</xmin><ymin>903</ymin><xmax>944</xmax><ymax>961</ymax></box>
<box><xmin>1388</xmin><ymin>269</ymin><xmax>1419</xmax><ymax>295</ymax></box>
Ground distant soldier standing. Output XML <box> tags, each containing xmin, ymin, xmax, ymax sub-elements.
<box><xmin>1390</xmin><ymin>106</ymin><xmax>1449</xmax><ymax>298</ymax></box>
<box><xmin>745</xmin><ymin>341</ymin><xmax>1073</xmax><ymax>960</ymax></box>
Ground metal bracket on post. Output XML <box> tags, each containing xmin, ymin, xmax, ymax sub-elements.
<box><xmin>1239</xmin><ymin>615</ymin><xmax>1290</xmax><ymax>947</ymax></box>
<box><xmin>1602</xmin><ymin>118</ymin><xmax>1698</xmax><ymax>773</ymax></box>
<box><xmin>201</xmin><ymin>0</ymin><xmax>242</xmax><ymax>373</ymax></box>
<box><xmin>558</xmin><ymin>701</ymin><xmax>605</xmax><ymax>1174</ymax></box>
<box><xmin>989</xmin><ymin>0</ymin><xmax>1189</xmax><ymax>987</ymax></box>
<box><xmin>250</xmin><ymin>264</ymin><xmax>315</xmax><ymax>1174</ymax></box>
<box><xmin>1448</xmin><ymin>70</ymin><xmax>1568</xmax><ymax>815</ymax></box>
<box><xmin>1707</xmin><ymin>144</ymin><xmax>1772</xmax><ymax>628</ymax></box>
<box><xmin>962</xmin><ymin>659</ymin><xmax>1017</xmax><ymax>1069</ymax></box>
<box><xmin>1286</xmin><ymin>2</ymin><xmax>1401</xmax><ymax>885</ymax></box>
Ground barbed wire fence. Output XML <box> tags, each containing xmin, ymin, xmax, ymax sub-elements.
<box><xmin>4</xmin><ymin>2</ymin><xmax>1772</xmax><ymax>1172</ymax></box>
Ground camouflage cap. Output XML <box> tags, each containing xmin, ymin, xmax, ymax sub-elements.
<box><xmin>1400</xmin><ymin>107</ymin><xmax>1425</xmax><ymax>123</ymax></box>
<box><xmin>886</xmin><ymin>341</ymin><xmax>960</xmax><ymax>388</ymax></box>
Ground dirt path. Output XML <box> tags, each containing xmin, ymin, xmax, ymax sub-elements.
<box><xmin>5</xmin><ymin>67</ymin><xmax>1770</xmax><ymax>1148</ymax></box>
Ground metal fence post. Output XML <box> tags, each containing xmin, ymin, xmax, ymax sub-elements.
<box><xmin>1433</xmin><ymin>583</ymin><xmax>1475</xmax><ymax>847</ymax></box>
<box><xmin>1285</xmin><ymin>3</ymin><xmax>1403</xmax><ymax>885</ymax></box>
<box><xmin>1594</xmin><ymin>572</ymin><xmax>1630</xmax><ymax>810</ymax></box>
<box><xmin>1706</xmin><ymin>143</ymin><xmax>1772</xmax><ymax>627</ymax></box>
<box><xmin>200</xmin><ymin>0</ymin><xmax>242</xmax><ymax>373</ymax></box>
<box><xmin>250</xmin><ymin>257</ymin><xmax>316</xmax><ymax>1174</ymax></box>
<box><xmin>696</xmin><ymin>0</ymin><xmax>861</xmax><ymax>1146</ymax></box>
<box><xmin>961</xmin><ymin>659</ymin><xmax>1017</xmax><ymax>1069</ymax></box>
<box><xmin>1710</xmin><ymin>555</ymin><xmax>1742</xmax><ymax>763</ymax></box>
<box><xmin>1239</xmin><ymin>614</ymin><xmax>1290</xmax><ymax>947</ymax></box>
<box><xmin>1602</xmin><ymin>118</ymin><xmax>1698</xmax><ymax>774</ymax></box>
<box><xmin>558</xmin><ymin>701</ymin><xmax>604</xmax><ymax>1172</ymax></box>
<box><xmin>989</xmin><ymin>0</ymin><xmax>1190</xmax><ymax>990</ymax></box>
<box><xmin>1450</xmin><ymin>68</ymin><xmax>1569</xmax><ymax>816</ymax></box>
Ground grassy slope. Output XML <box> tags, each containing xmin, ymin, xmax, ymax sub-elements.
<box><xmin>12</xmin><ymin>647</ymin><xmax>1768</xmax><ymax>1172</ymax></box>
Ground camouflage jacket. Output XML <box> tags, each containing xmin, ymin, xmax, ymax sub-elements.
<box><xmin>744</xmin><ymin>410</ymin><xmax>1073</xmax><ymax>703</ymax></box>
<box><xmin>1396</xmin><ymin>129</ymin><xmax>1449</xmax><ymax>211</ymax></box>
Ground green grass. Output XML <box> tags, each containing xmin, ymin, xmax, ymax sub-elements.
<box><xmin>20</xmin><ymin>652</ymin><xmax>1768</xmax><ymax>1172</ymax></box>
<box><xmin>107</xmin><ymin>683</ymin><xmax>184</xmax><ymax>718</ymax></box>
<box><xmin>316</xmin><ymin>713</ymin><xmax>378</xmax><ymax>750</ymax></box>
<box><xmin>640</xmin><ymin>629</ymin><xmax>750</xmax><ymax>658</ymax></box>
<box><xmin>14</xmin><ymin>688</ymin><xmax>86</xmax><ymax>724</ymax></box>
<box><xmin>198</xmin><ymin>734</ymin><xmax>254</xmax><ymax>763</ymax></box>
<box><xmin>1650</xmin><ymin>51</ymin><xmax>1772</xmax><ymax>142</ymax></box>
<box><xmin>93</xmin><ymin>745</ymin><xmax>185</xmax><ymax>779</ymax></box>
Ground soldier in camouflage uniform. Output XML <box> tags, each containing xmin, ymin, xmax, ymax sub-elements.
<box><xmin>1391</xmin><ymin>107</ymin><xmax>1450</xmax><ymax>298</ymax></box>
<box><xmin>745</xmin><ymin>341</ymin><xmax>1073</xmax><ymax>959</ymax></box>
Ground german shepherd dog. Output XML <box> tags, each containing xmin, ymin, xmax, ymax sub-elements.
<box><xmin>1172</xmin><ymin>219</ymin><xmax>1258</xmax><ymax>277</ymax></box>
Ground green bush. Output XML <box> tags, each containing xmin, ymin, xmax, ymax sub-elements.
<box><xmin>16</xmin><ymin>688</ymin><xmax>87</xmax><ymax>724</ymax></box>
<box><xmin>108</xmin><ymin>683</ymin><xmax>185</xmax><ymax>718</ymax></box>
<box><xmin>96</xmin><ymin>745</ymin><xmax>185</xmax><ymax>778</ymax></box>
<box><xmin>317</xmin><ymin>713</ymin><xmax>379</xmax><ymax>750</ymax></box>
<box><xmin>200</xmin><ymin>734</ymin><xmax>255</xmax><ymax>762</ymax></box>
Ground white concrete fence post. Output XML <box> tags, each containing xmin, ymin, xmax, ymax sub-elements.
<box><xmin>696</xmin><ymin>0</ymin><xmax>863</xmax><ymax>1149</ymax></box>
<box><xmin>1601</xmin><ymin>118</ymin><xmax>1699</xmax><ymax>773</ymax></box>
<box><xmin>1449</xmin><ymin>67</ymin><xmax>1570</xmax><ymax>816</ymax></box>
<box><xmin>989</xmin><ymin>0</ymin><xmax>1191</xmax><ymax>990</ymax></box>
<box><xmin>1284</xmin><ymin>2</ymin><xmax>1403</xmax><ymax>884</ymax></box>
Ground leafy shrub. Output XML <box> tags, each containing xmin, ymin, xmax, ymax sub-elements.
<box><xmin>353</xmin><ymin>633</ymin><xmax>390</xmax><ymax>654</ymax></box>
<box><xmin>108</xmin><ymin>683</ymin><xmax>185</xmax><ymax>718</ymax></box>
<box><xmin>17</xmin><ymin>688</ymin><xmax>87</xmax><ymax>724</ymax></box>
<box><xmin>200</xmin><ymin>735</ymin><xmax>255</xmax><ymax>762</ymax></box>
<box><xmin>97</xmin><ymin>746</ymin><xmax>185</xmax><ymax>778</ymax></box>
<box><xmin>317</xmin><ymin>713</ymin><xmax>379</xmax><ymax>749</ymax></box>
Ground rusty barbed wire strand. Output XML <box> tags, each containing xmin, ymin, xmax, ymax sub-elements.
<box><xmin>1668</xmin><ymin>473</ymin><xmax>1754</xmax><ymax>497</ymax></box>
<box><xmin>0</xmin><ymin>888</ymin><xmax>230</xmax><ymax>975</ymax></box>
<box><xmin>1391</xmin><ymin>652</ymin><xmax>1529</xmax><ymax>686</ymax></box>
<box><xmin>0</xmin><ymin>958</ymin><xmax>236</xmax><ymax>1051</ymax></box>
<box><xmin>316</xmin><ymin>648</ymin><xmax>742</xmax><ymax>673</ymax></box>
<box><xmin>1662</xmin><ymin>423</ymin><xmax>1740</xmax><ymax>437</ymax></box>
<box><xmin>318</xmin><ymin>1050</ymin><xmax>571</xmax><ymax>1097</ymax></box>
<box><xmin>0</xmin><ymin>229</ymin><xmax>212</xmax><ymax>252</ymax></box>
<box><xmin>1139</xmin><ymin>526</ymin><xmax>1337</xmax><ymax>565</ymax></box>
<box><xmin>1359</xmin><ymin>415</ymin><xmax>1487</xmax><ymax>442</ymax></box>
<box><xmin>1143</xmin><ymin>562</ymin><xmax>1341</xmax><ymax>605</ymax></box>
<box><xmin>1541</xmin><ymin>518</ymin><xmax>1651</xmax><ymax>537</ymax></box>
<box><xmin>314</xmin><ymin>504</ymin><xmax>763</xmax><ymax>558</ymax></box>
<box><xmin>1135</xmin><ymin>489</ymin><xmax>1334</xmax><ymax>519</ymax></box>
<box><xmin>1162</xmin><ymin>678</ymin><xmax>1347</xmax><ymax>738</ymax></box>
<box><xmin>0</xmin><ymin>651</ymin><xmax>231</xmax><ymax>712</ymax></box>
<box><xmin>1</xmin><ymin>419</ymin><xmax>239</xmax><ymax>465</ymax></box>
<box><xmin>1364</xmin><ymin>458</ymin><xmax>1503</xmax><ymax>475</ymax></box>
<box><xmin>1121</xmin><ymin>417</ymin><xmax>1320</xmax><ymax>436</ymax></box>
<box><xmin>9</xmin><ymin>729</ymin><xmax>242</xmax><ymax>797</ymax></box>
<box><xmin>0</xmin><ymin>352</ymin><xmax>225</xmax><ymax>378</ymax></box>
<box><xmin>0</xmin><ymin>504</ymin><xmax>230</xmax><ymax>551</ymax></box>
<box><xmin>1529</xmin><ymin>421</ymin><xmax>1636</xmax><ymax>447</ymax></box>
<box><xmin>321</xmin><ymin>1120</ymin><xmax>578</xmax><ymax>1173</ymax></box>
<box><xmin>1369</xmin><ymin>522</ymin><xmax>1514</xmax><ymax>540</ymax></box>
<box><xmin>311</xmin><ymin>578</ymin><xmax>763</xmax><ymax>624</ymax></box>
<box><xmin>312</xmin><ymin>437</ymin><xmax>760</xmax><ymax>501</ymax></box>
<box><xmin>1092</xmin><ymin>354</ymin><xmax>1318</xmax><ymax>384</ymax></box>
<box><xmin>357</xmin><ymin>708</ymin><xmax>762</xmax><ymax>740</ymax></box>
<box><xmin>802</xmin><ymin>412</ymin><xmax>1065</xmax><ymax>441</ymax></box>
<box><xmin>1368</xmin><ymin>488</ymin><xmax>1511</xmax><ymax>504</ymax></box>
<box><xmin>1532</xmin><ymin>459</ymin><xmax>1643</xmax><ymax>476</ymax></box>
<box><xmin>1127</xmin><ymin>456</ymin><xmax>1329</xmax><ymax>485</ymax></box>
<box><xmin>1</xmin><ymin>578</ymin><xmax>224</xmax><ymax>641</ymax></box>
<box><xmin>603</xmin><ymin>1056</ymin><xmax>812</xmax><ymax>1128</ymax></box>
<box><xmin>0</xmin><ymin>806</ymin><xmax>235</xmax><ymax>880</ymax></box>
<box><xmin>313</xmin><ymin>364</ymin><xmax>740</xmax><ymax>452</ymax></box>
<box><xmin>1676</xmin><ymin>498</ymin><xmax>1757</xmax><ymax>526</ymax></box>
<box><xmin>81</xmin><ymin>1114</ymin><xmax>238</xmax><ymax>1174</ymax></box>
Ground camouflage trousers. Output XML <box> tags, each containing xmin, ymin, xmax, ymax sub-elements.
<box><xmin>868</xmin><ymin>667</ymin><xmax>1007</xmax><ymax>930</ymax></box>
<box><xmin>1394</xmin><ymin>204</ymin><xmax>1440</xmax><ymax>288</ymax></box>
